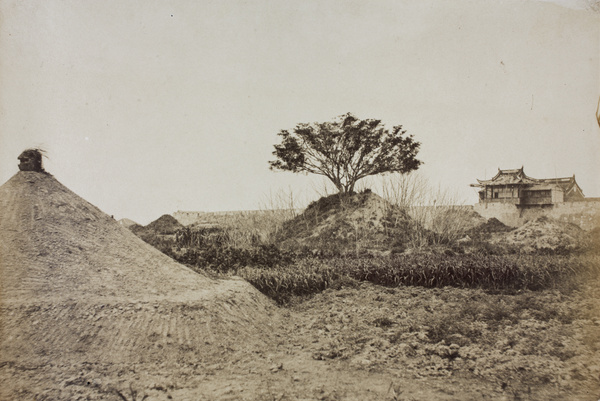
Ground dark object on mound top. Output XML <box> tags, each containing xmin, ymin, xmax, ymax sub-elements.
<box><xmin>18</xmin><ymin>149</ymin><xmax>45</xmax><ymax>172</ymax></box>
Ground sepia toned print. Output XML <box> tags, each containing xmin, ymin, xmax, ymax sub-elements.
<box><xmin>1</xmin><ymin>1</ymin><xmax>599</xmax><ymax>400</ymax></box>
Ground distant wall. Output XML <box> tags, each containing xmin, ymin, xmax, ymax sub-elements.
<box><xmin>473</xmin><ymin>200</ymin><xmax>600</xmax><ymax>230</ymax></box>
<box><xmin>172</xmin><ymin>210</ymin><xmax>252</xmax><ymax>226</ymax></box>
<box><xmin>172</xmin><ymin>209</ymin><xmax>302</xmax><ymax>226</ymax></box>
<box><xmin>172</xmin><ymin>211</ymin><xmax>207</xmax><ymax>226</ymax></box>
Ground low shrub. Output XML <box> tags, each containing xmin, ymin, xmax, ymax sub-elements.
<box><xmin>328</xmin><ymin>253</ymin><xmax>600</xmax><ymax>291</ymax></box>
<box><xmin>177</xmin><ymin>243</ymin><xmax>295</xmax><ymax>273</ymax></box>
<box><xmin>238</xmin><ymin>259</ymin><xmax>356</xmax><ymax>304</ymax></box>
<box><xmin>236</xmin><ymin>252</ymin><xmax>599</xmax><ymax>304</ymax></box>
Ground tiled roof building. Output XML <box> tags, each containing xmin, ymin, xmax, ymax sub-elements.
<box><xmin>471</xmin><ymin>167</ymin><xmax>584</xmax><ymax>206</ymax></box>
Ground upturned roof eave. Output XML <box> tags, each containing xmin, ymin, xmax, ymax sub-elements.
<box><xmin>474</xmin><ymin>179</ymin><xmax>536</xmax><ymax>185</ymax></box>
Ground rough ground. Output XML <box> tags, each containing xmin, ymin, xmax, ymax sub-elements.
<box><xmin>2</xmin><ymin>281</ymin><xmax>598</xmax><ymax>400</ymax></box>
<box><xmin>495</xmin><ymin>216</ymin><xmax>584</xmax><ymax>251</ymax></box>
<box><xmin>1</xmin><ymin>172</ymin><xmax>598</xmax><ymax>400</ymax></box>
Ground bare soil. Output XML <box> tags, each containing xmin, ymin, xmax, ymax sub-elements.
<box><xmin>2</xmin><ymin>280</ymin><xmax>598</xmax><ymax>401</ymax></box>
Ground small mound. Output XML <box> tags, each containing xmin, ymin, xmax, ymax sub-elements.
<box><xmin>499</xmin><ymin>215</ymin><xmax>583</xmax><ymax>251</ymax></box>
<box><xmin>117</xmin><ymin>217</ymin><xmax>138</xmax><ymax>228</ymax></box>
<box><xmin>131</xmin><ymin>214</ymin><xmax>184</xmax><ymax>237</ymax></box>
<box><xmin>469</xmin><ymin>217</ymin><xmax>513</xmax><ymax>237</ymax></box>
<box><xmin>128</xmin><ymin>222</ymin><xmax>144</xmax><ymax>232</ymax></box>
<box><xmin>442</xmin><ymin>207</ymin><xmax>486</xmax><ymax>231</ymax></box>
<box><xmin>145</xmin><ymin>214</ymin><xmax>184</xmax><ymax>234</ymax></box>
<box><xmin>277</xmin><ymin>191</ymin><xmax>417</xmax><ymax>255</ymax></box>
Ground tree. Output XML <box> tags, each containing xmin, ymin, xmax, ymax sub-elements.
<box><xmin>269</xmin><ymin>113</ymin><xmax>422</xmax><ymax>194</ymax></box>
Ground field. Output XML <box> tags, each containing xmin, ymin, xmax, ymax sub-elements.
<box><xmin>125</xmin><ymin>193</ymin><xmax>600</xmax><ymax>400</ymax></box>
<box><xmin>1</xmin><ymin>173</ymin><xmax>599</xmax><ymax>400</ymax></box>
<box><xmin>103</xmin><ymin>274</ymin><xmax>600</xmax><ymax>400</ymax></box>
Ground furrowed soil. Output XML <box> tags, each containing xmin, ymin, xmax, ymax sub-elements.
<box><xmin>1</xmin><ymin>171</ymin><xmax>599</xmax><ymax>400</ymax></box>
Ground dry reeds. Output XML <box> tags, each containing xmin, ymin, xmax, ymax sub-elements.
<box><xmin>378</xmin><ymin>172</ymin><xmax>480</xmax><ymax>248</ymax></box>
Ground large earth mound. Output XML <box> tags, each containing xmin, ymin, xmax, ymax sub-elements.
<box><xmin>0</xmin><ymin>171</ymin><xmax>278</xmax><ymax>399</ymax></box>
<box><xmin>277</xmin><ymin>191</ymin><xmax>419</xmax><ymax>255</ymax></box>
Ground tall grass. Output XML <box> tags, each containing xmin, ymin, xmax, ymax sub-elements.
<box><xmin>144</xmin><ymin>223</ymin><xmax>599</xmax><ymax>304</ymax></box>
<box><xmin>216</xmin><ymin>252</ymin><xmax>600</xmax><ymax>304</ymax></box>
<box><xmin>378</xmin><ymin>172</ymin><xmax>480</xmax><ymax>248</ymax></box>
<box><xmin>239</xmin><ymin>259</ymin><xmax>353</xmax><ymax>304</ymax></box>
<box><xmin>177</xmin><ymin>188</ymin><xmax>303</xmax><ymax>249</ymax></box>
<box><xmin>329</xmin><ymin>252</ymin><xmax>600</xmax><ymax>291</ymax></box>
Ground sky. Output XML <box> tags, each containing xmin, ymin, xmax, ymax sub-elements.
<box><xmin>0</xmin><ymin>0</ymin><xmax>599</xmax><ymax>225</ymax></box>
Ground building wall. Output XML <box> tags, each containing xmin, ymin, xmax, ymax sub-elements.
<box><xmin>551</xmin><ymin>188</ymin><xmax>564</xmax><ymax>203</ymax></box>
<box><xmin>479</xmin><ymin>183</ymin><xmax>571</xmax><ymax>205</ymax></box>
<box><xmin>473</xmin><ymin>200</ymin><xmax>600</xmax><ymax>230</ymax></box>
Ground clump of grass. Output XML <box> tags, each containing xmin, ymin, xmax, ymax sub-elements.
<box><xmin>372</xmin><ymin>317</ymin><xmax>395</xmax><ymax>327</ymax></box>
<box><xmin>329</xmin><ymin>253</ymin><xmax>599</xmax><ymax>291</ymax></box>
<box><xmin>238</xmin><ymin>259</ymin><xmax>356</xmax><ymax>304</ymax></box>
<box><xmin>229</xmin><ymin>252</ymin><xmax>599</xmax><ymax>305</ymax></box>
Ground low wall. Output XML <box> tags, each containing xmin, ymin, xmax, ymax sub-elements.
<box><xmin>473</xmin><ymin>200</ymin><xmax>600</xmax><ymax>230</ymax></box>
<box><xmin>172</xmin><ymin>209</ymin><xmax>303</xmax><ymax>227</ymax></box>
<box><xmin>172</xmin><ymin>211</ymin><xmax>208</xmax><ymax>226</ymax></box>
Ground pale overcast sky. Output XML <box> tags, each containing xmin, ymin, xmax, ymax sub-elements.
<box><xmin>1</xmin><ymin>0</ymin><xmax>598</xmax><ymax>224</ymax></box>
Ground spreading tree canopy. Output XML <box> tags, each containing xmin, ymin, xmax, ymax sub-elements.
<box><xmin>269</xmin><ymin>113</ymin><xmax>422</xmax><ymax>194</ymax></box>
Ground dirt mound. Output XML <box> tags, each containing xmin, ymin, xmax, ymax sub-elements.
<box><xmin>277</xmin><ymin>191</ymin><xmax>417</xmax><ymax>255</ymax></box>
<box><xmin>0</xmin><ymin>171</ymin><xmax>279</xmax><ymax>399</ymax></box>
<box><xmin>584</xmin><ymin>227</ymin><xmax>600</xmax><ymax>250</ymax></box>
<box><xmin>498</xmin><ymin>215</ymin><xmax>584</xmax><ymax>251</ymax></box>
<box><xmin>129</xmin><ymin>214</ymin><xmax>183</xmax><ymax>238</ymax></box>
<box><xmin>439</xmin><ymin>207</ymin><xmax>486</xmax><ymax>231</ymax></box>
<box><xmin>145</xmin><ymin>214</ymin><xmax>184</xmax><ymax>235</ymax></box>
<box><xmin>0</xmin><ymin>171</ymin><xmax>224</xmax><ymax>300</ymax></box>
<box><xmin>468</xmin><ymin>217</ymin><xmax>514</xmax><ymax>239</ymax></box>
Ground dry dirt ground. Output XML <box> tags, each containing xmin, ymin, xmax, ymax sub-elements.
<box><xmin>1</xmin><ymin>172</ymin><xmax>599</xmax><ymax>400</ymax></box>
<box><xmin>2</xmin><ymin>279</ymin><xmax>599</xmax><ymax>401</ymax></box>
